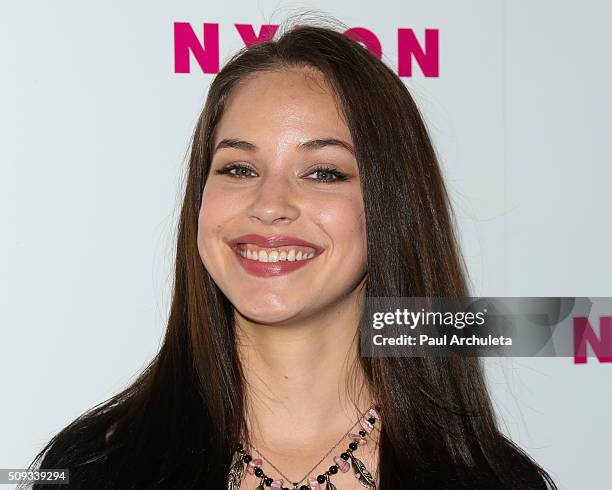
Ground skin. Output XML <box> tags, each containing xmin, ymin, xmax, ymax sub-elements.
<box><xmin>197</xmin><ymin>67</ymin><xmax>379</xmax><ymax>489</ymax></box>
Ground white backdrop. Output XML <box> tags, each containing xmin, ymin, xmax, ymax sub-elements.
<box><xmin>1</xmin><ymin>2</ymin><xmax>610</xmax><ymax>489</ymax></box>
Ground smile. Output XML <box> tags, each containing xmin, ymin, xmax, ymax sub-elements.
<box><xmin>233</xmin><ymin>244</ymin><xmax>317</xmax><ymax>263</ymax></box>
<box><xmin>227</xmin><ymin>237</ymin><xmax>323</xmax><ymax>277</ymax></box>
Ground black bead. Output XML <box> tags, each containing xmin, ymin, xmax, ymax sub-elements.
<box><xmin>254</xmin><ymin>468</ymin><xmax>264</xmax><ymax>477</ymax></box>
<box><xmin>340</xmin><ymin>452</ymin><xmax>350</xmax><ymax>460</ymax></box>
<box><xmin>242</xmin><ymin>454</ymin><xmax>252</xmax><ymax>464</ymax></box>
<box><xmin>368</xmin><ymin>417</ymin><xmax>376</xmax><ymax>424</ymax></box>
<box><xmin>329</xmin><ymin>465</ymin><xmax>338</xmax><ymax>474</ymax></box>
<box><xmin>359</xmin><ymin>430</ymin><xmax>367</xmax><ymax>437</ymax></box>
<box><xmin>348</xmin><ymin>442</ymin><xmax>358</xmax><ymax>451</ymax></box>
<box><xmin>317</xmin><ymin>474</ymin><xmax>326</xmax><ymax>484</ymax></box>
<box><xmin>300</xmin><ymin>486</ymin><xmax>309</xmax><ymax>490</ymax></box>
<box><xmin>236</xmin><ymin>443</ymin><xmax>243</xmax><ymax>451</ymax></box>
<box><xmin>265</xmin><ymin>478</ymin><xmax>273</xmax><ymax>486</ymax></box>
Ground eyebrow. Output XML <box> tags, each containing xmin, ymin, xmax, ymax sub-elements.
<box><xmin>213</xmin><ymin>138</ymin><xmax>355</xmax><ymax>156</ymax></box>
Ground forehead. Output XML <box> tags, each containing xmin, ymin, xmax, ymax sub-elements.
<box><xmin>213</xmin><ymin>67</ymin><xmax>352</xmax><ymax>149</ymax></box>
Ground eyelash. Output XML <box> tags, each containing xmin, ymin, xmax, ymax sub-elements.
<box><xmin>214</xmin><ymin>163</ymin><xmax>348</xmax><ymax>183</ymax></box>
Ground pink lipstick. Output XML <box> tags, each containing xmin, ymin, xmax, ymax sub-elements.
<box><xmin>227</xmin><ymin>234</ymin><xmax>324</xmax><ymax>277</ymax></box>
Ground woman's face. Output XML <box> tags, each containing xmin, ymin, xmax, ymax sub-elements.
<box><xmin>197</xmin><ymin>67</ymin><xmax>367</xmax><ymax>324</ymax></box>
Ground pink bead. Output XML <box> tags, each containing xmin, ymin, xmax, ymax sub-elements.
<box><xmin>246</xmin><ymin>458</ymin><xmax>263</xmax><ymax>475</ymax></box>
<box><xmin>308</xmin><ymin>477</ymin><xmax>321</xmax><ymax>489</ymax></box>
<box><xmin>367</xmin><ymin>408</ymin><xmax>381</xmax><ymax>420</ymax></box>
<box><xmin>271</xmin><ymin>480</ymin><xmax>284</xmax><ymax>489</ymax></box>
<box><xmin>350</xmin><ymin>433</ymin><xmax>367</xmax><ymax>445</ymax></box>
<box><xmin>334</xmin><ymin>456</ymin><xmax>351</xmax><ymax>473</ymax></box>
<box><xmin>360</xmin><ymin>418</ymin><xmax>374</xmax><ymax>433</ymax></box>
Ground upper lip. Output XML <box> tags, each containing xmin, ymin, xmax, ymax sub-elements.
<box><xmin>227</xmin><ymin>234</ymin><xmax>324</xmax><ymax>254</ymax></box>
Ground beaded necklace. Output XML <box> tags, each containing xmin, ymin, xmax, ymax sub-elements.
<box><xmin>227</xmin><ymin>403</ymin><xmax>381</xmax><ymax>490</ymax></box>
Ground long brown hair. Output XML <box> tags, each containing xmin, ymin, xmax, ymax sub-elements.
<box><xmin>27</xmin><ymin>19</ymin><xmax>556</xmax><ymax>489</ymax></box>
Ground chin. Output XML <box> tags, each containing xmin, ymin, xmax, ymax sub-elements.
<box><xmin>233</xmin><ymin>298</ymin><xmax>304</xmax><ymax>326</ymax></box>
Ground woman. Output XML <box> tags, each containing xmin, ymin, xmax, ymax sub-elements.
<box><xmin>28</xmin><ymin>21</ymin><xmax>556</xmax><ymax>490</ymax></box>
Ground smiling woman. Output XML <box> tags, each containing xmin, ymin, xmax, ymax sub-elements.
<box><xmin>27</xmin><ymin>18</ymin><xmax>556</xmax><ymax>490</ymax></box>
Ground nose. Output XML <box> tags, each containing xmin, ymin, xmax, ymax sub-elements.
<box><xmin>247</xmin><ymin>171</ymin><xmax>300</xmax><ymax>226</ymax></box>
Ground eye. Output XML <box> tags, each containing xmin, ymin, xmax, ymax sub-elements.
<box><xmin>214</xmin><ymin>163</ymin><xmax>348</xmax><ymax>183</ymax></box>
<box><xmin>214</xmin><ymin>163</ymin><xmax>256</xmax><ymax>179</ymax></box>
<box><xmin>306</xmin><ymin>165</ymin><xmax>348</xmax><ymax>183</ymax></box>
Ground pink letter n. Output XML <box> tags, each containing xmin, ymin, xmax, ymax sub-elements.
<box><xmin>174</xmin><ymin>22</ymin><xmax>219</xmax><ymax>74</ymax></box>
<box><xmin>573</xmin><ymin>316</ymin><xmax>612</xmax><ymax>364</ymax></box>
<box><xmin>398</xmin><ymin>28</ymin><xmax>439</xmax><ymax>77</ymax></box>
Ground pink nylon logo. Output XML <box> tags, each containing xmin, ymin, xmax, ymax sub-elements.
<box><xmin>173</xmin><ymin>22</ymin><xmax>439</xmax><ymax>77</ymax></box>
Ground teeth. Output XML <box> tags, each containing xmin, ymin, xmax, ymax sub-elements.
<box><xmin>236</xmin><ymin>244</ymin><xmax>318</xmax><ymax>263</ymax></box>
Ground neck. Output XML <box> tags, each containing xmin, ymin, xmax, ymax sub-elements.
<box><xmin>235</xmin><ymin>279</ymin><xmax>374</xmax><ymax>452</ymax></box>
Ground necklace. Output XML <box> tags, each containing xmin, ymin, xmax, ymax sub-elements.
<box><xmin>227</xmin><ymin>402</ymin><xmax>381</xmax><ymax>490</ymax></box>
<box><xmin>254</xmin><ymin>412</ymin><xmax>363</xmax><ymax>486</ymax></box>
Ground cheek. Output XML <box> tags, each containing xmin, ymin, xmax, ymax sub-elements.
<box><xmin>199</xmin><ymin>182</ymin><xmax>248</xmax><ymax>224</ymax></box>
<box><xmin>315</xmin><ymin>195</ymin><xmax>367</xmax><ymax>257</ymax></box>
<box><xmin>197</xmin><ymin>187</ymin><xmax>229</xmax><ymax>260</ymax></box>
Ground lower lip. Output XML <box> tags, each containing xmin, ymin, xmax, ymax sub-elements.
<box><xmin>230</xmin><ymin>246</ymin><xmax>320</xmax><ymax>277</ymax></box>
